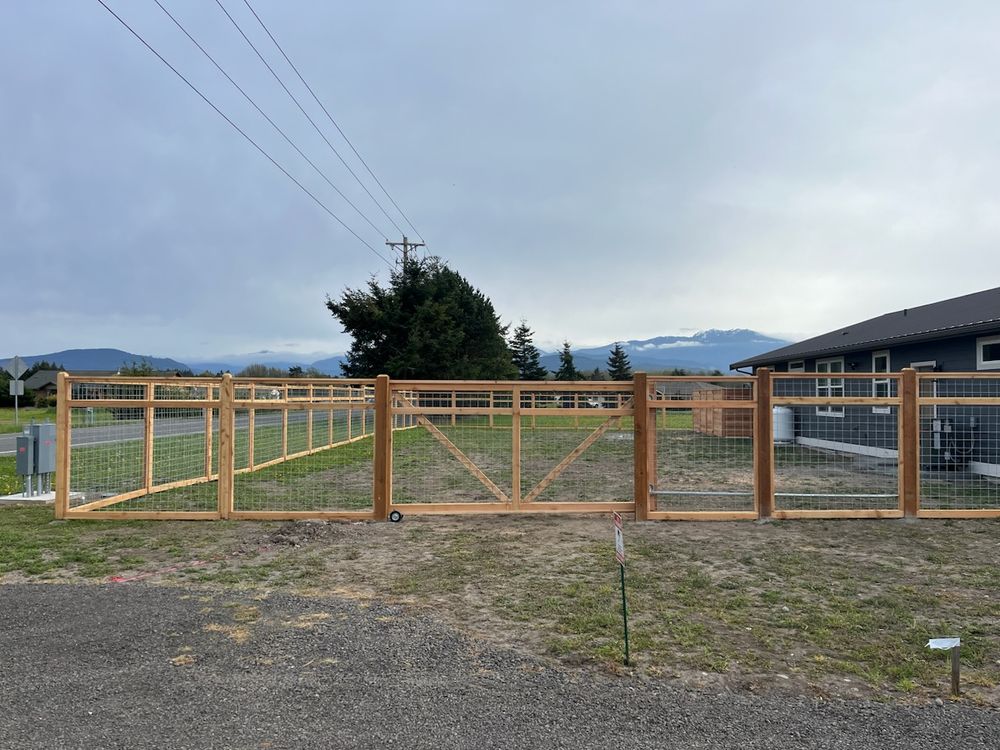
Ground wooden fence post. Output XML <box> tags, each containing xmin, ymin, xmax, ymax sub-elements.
<box><xmin>218</xmin><ymin>373</ymin><xmax>234</xmax><ymax>520</ymax></box>
<box><xmin>900</xmin><ymin>368</ymin><xmax>919</xmax><ymax>517</ymax></box>
<box><xmin>512</xmin><ymin>385</ymin><xmax>521</xmax><ymax>510</ymax></box>
<box><xmin>633</xmin><ymin>372</ymin><xmax>651</xmax><ymax>521</ymax></box>
<box><xmin>373</xmin><ymin>374</ymin><xmax>392</xmax><ymax>520</ymax></box>
<box><xmin>143</xmin><ymin>382</ymin><xmax>155</xmax><ymax>494</ymax></box>
<box><xmin>54</xmin><ymin>372</ymin><xmax>70</xmax><ymax>519</ymax></box>
<box><xmin>754</xmin><ymin>368</ymin><xmax>774</xmax><ymax>519</ymax></box>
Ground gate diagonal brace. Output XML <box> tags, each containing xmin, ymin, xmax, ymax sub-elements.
<box><xmin>523</xmin><ymin>398</ymin><xmax>634</xmax><ymax>504</ymax></box>
<box><xmin>394</xmin><ymin>393</ymin><xmax>510</xmax><ymax>505</ymax></box>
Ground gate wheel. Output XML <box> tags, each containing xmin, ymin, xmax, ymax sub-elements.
<box><xmin>388</xmin><ymin>509</ymin><xmax>403</xmax><ymax>523</ymax></box>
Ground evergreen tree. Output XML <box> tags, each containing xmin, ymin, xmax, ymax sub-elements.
<box><xmin>327</xmin><ymin>256</ymin><xmax>516</xmax><ymax>379</ymax></box>
<box><xmin>509</xmin><ymin>320</ymin><xmax>548</xmax><ymax>380</ymax></box>
<box><xmin>588</xmin><ymin>367</ymin><xmax>606</xmax><ymax>381</ymax></box>
<box><xmin>606</xmin><ymin>342</ymin><xmax>633</xmax><ymax>380</ymax></box>
<box><xmin>553</xmin><ymin>341</ymin><xmax>583</xmax><ymax>381</ymax></box>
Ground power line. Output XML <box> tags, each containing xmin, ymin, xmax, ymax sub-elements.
<box><xmin>241</xmin><ymin>0</ymin><xmax>426</xmax><ymax>245</ymax></box>
<box><xmin>151</xmin><ymin>0</ymin><xmax>389</xmax><ymax>242</ymax></box>
<box><xmin>95</xmin><ymin>0</ymin><xmax>393</xmax><ymax>267</ymax></box>
<box><xmin>213</xmin><ymin>0</ymin><xmax>407</xmax><ymax>238</ymax></box>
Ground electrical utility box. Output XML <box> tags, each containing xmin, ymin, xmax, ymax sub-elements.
<box><xmin>15</xmin><ymin>435</ymin><xmax>34</xmax><ymax>476</ymax></box>
<box><xmin>32</xmin><ymin>424</ymin><xmax>57</xmax><ymax>474</ymax></box>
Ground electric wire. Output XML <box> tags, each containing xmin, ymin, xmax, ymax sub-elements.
<box><xmin>214</xmin><ymin>0</ymin><xmax>407</xmax><ymax>238</ymax></box>
<box><xmin>151</xmin><ymin>0</ymin><xmax>389</xmax><ymax>242</ymax></box>
<box><xmin>241</xmin><ymin>0</ymin><xmax>425</xmax><ymax>244</ymax></box>
<box><xmin>95</xmin><ymin>0</ymin><xmax>393</xmax><ymax>266</ymax></box>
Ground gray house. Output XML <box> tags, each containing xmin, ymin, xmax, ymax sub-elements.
<box><xmin>730</xmin><ymin>286</ymin><xmax>1000</xmax><ymax>475</ymax></box>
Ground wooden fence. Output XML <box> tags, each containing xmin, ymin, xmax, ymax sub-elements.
<box><xmin>53</xmin><ymin>369</ymin><xmax>1000</xmax><ymax>521</ymax></box>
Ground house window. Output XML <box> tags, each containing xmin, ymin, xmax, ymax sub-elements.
<box><xmin>816</xmin><ymin>357</ymin><xmax>844</xmax><ymax>417</ymax></box>
<box><xmin>872</xmin><ymin>350</ymin><xmax>890</xmax><ymax>414</ymax></box>
<box><xmin>977</xmin><ymin>335</ymin><xmax>1000</xmax><ymax>370</ymax></box>
<box><xmin>788</xmin><ymin>360</ymin><xmax>805</xmax><ymax>372</ymax></box>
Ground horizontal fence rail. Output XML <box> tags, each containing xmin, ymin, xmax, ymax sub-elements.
<box><xmin>52</xmin><ymin>370</ymin><xmax>1000</xmax><ymax>521</ymax></box>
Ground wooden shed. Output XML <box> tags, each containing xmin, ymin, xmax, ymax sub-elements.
<box><xmin>693</xmin><ymin>387</ymin><xmax>753</xmax><ymax>438</ymax></box>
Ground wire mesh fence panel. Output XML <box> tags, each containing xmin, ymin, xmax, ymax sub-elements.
<box><xmin>918</xmin><ymin>374</ymin><xmax>1000</xmax><ymax>510</ymax></box>
<box><xmin>312</xmin><ymin>409</ymin><xmax>330</xmax><ymax>449</ymax></box>
<box><xmin>286</xmin><ymin>411</ymin><xmax>310</xmax><ymax>456</ymax></box>
<box><xmin>519</xmin><ymin>420</ymin><xmax>633</xmax><ymax>503</ymax></box>
<box><xmin>391</xmin><ymin>387</ymin><xmax>513</xmax><ymax>504</ymax></box>
<box><xmin>68</xmin><ymin>406</ymin><xmax>145</xmax><ymax>509</ymax></box>
<box><xmin>250</xmin><ymin>409</ymin><xmax>283</xmax><ymax>467</ymax></box>
<box><xmin>234</xmin><ymin>409</ymin><xmax>251</xmax><ymax>472</ymax></box>
<box><xmin>648</xmin><ymin>377</ymin><xmax>755</xmax><ymax>512</ymax></box>
<box><xmin>771</xmin><ymin>374</ymin><xmax>900</xmax><ymax>512</ymax></box>
<box><xmin>234</xmin><ymin>405</ymin><xmax>374</xmax><ymax>513</ymax></box>
<box><xmin>517</xmin><ymin>386</ymin><xmax>634</xmax><ymax>504</ymax></box>
<box><xmin>652</xmin><ymin>408</ymin><xmax>755</xmax><ymax>512</ymax></box>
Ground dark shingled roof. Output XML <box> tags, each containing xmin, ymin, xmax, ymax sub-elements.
<box><xmin>731</xmin><ymin>286</ymin><xmax>1000</xmax><ymax>370</ymax></box>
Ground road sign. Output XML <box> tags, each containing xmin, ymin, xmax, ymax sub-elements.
<box><xmin>613</xmin><ymin>511</ymin><xmax>625</xmax><ymax>566</ymax></box>
<box><xmin>4</xmin><ymin>355</ymin><xmax>27</xmax><ymax>380</ymax></box>
<box><xmin>9</xmin><ymin>380</ymin><xmax>24</xmax><ymax>397</ymax></box>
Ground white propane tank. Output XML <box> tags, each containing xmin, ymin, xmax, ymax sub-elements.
<box><xmin>772</xmin><ymin>406</ymin><xmax>794</xmax><ymax>443</ymax></box>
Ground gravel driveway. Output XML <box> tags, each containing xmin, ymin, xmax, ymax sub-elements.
<box><xmin>0</xmin><ymin>584</ymin><xmax>995</xmax><ymax>749</ymax></box>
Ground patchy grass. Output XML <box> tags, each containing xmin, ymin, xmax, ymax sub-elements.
<box><xmin>0</xmin><ymin>456</ymin><xmax>20</xmax><ymax>495</ymax></box>
<box><xmin>2</xmin><ymin>507</ymin><xmax>998</xmax><ymax>706</ymax></box>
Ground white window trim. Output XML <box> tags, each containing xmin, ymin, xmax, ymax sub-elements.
<box><xmin>911</xmin><ymin>360</ymin><xmax>938</xmax><ymax>419</ymax></box>
<box><xmin>816</xmin><ymin>356</ymin><xmax>845</xmax><ymax>418</ymax></box>
<box><xmin>977</xmin><ymin>335</ymin><xmax>1000</xmax><ymax>370</ymax></box>
<box><xmin>788</xmin><ymin>360</ymin><xmax>805</xmax><ymax>372</ymax></box>
<box><xmin>872</xmin><ymin>350</ymin><xmax>891</xmax><ymax>414</ymax></box>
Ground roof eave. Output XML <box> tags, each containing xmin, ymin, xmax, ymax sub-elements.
<box><xmin>729</xmin><ymin>320</ymin><xmax>1000</xmax><ymax>370</ymax></box>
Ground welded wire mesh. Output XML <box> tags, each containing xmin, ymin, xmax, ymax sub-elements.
<box><xmin>234</xmin><ymin>404</ymin><xmax>374</xmax><ymax>513</ymax></box>
<box><xmin>68</xmin><ymin>406</ymin><xmax>145</xmax><ymax>508</ymax></box>
<box><xmin>392</xmin><ymin>388</ymin><xmax>513</xmax><ymax>504</ymax></box>
<box><xmin>649</xmin><ymin>378</ymin><xmax>755</xmax><ymax>512</ymax></box>
<box><xmin>918</xmin><ymin>375</ymin><xmax>1000</xmax><ymax>509</ymax></box>
<box><xmin>772</xmin><ymin>374</ymin><xmax>900</xmax><ymax>511</ymax></box>
<box><xmin>519</xmin><ymin>419</ymin><xmax>633</xmax><ymax>503</ymax></box>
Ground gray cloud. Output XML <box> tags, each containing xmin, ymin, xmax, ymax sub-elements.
<box><xmin>3</xmin><ymin>1</ymin><xmax>999</xmax><ymax>361</ymax></box>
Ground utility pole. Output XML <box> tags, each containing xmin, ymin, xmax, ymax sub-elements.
<box><xmin>385</xmin><ymin>235</ymin><xmax>425</xmax><ymax>266</ymax></box>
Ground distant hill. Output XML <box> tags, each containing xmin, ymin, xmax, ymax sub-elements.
<box><xmin>186</xmin><ymin>351</ymin><xmax>344</xmax><ymax>375</ymax></box>
<box><xmin>8</xmin><ymin>330</ymin><xmax>788</xmax><ymax>380</ymax></box>
<box><xmin>539</xmin><ymin>329</ymin><xmax>790</xmax><ymax>374</ymax></box>
<box><xmin>5</xmin><ymin>348</ymin><xmax>191</xmax><ymax>373</ymax></box>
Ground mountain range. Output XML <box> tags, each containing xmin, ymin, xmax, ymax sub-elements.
<box><xmin>5</xmin><ymin>329</ymin><xmax>790</xmax><ymax>377</ymax></box>
<box><xmin>538</xmin><ymin>329</ymin><xmax>790</xmax><ymax>374</ymax></box>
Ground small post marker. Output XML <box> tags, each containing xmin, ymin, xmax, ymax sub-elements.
<box><xmin>613</xmin><ymin>511</ymin><xmax>631</xmax><ymax>666</ymax></box>
<box><xmin>926</xmin><ymin>637</ymin><xmax>961</xmax><ymax>696</ymax></box>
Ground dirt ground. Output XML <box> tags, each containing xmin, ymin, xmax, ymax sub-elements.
<box><xmin>4</xmin><ymin>507</ymin><xmax>998</xmax><ymax>707</ymax></box>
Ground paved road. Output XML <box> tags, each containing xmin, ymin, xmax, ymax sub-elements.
<box><xmin>0</xmin><ymin>410</ymin><xmax>371</xmax><ymax>455</ymax></box>
<box><xmin>0</xmin><ymin>584</ymin><xmax>995</xmax><ymax>750</ymax></box>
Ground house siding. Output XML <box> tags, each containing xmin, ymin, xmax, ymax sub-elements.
<box><xmin>766</xmin><ymin>328</ymin><xmax>1000</xmax><ymax>469</ymax></box>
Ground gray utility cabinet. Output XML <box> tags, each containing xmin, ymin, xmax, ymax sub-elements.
<box><xmin>32</xmin><ymin>423</ymin><xmax>57</xmax><ymax>474</ymax></box>
<box><xmin>15</xmin><ymin>435</ymin><xmax>34</xmax><ymax>475</ymax></box>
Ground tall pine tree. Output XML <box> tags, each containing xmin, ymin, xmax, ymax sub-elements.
<box><xmin>553</xmin><ymin>341</ymin><xmax>583</xmax><ymax>381</ymax></box>
<box><xmin>606</xmin><ymin>342</ymin><xmax>633</xmax><ymax>380</ymax></box>
<box><xmin>327</xmin><ymin>257</ymin><xmax>516</xmax><ymax>379</ymax></box>
<box><xmin>509</xmin><ymin>320</ymin><xmax>548</xmax><ymax>380</ymax></box>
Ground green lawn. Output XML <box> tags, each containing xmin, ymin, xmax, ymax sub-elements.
<box><xmin>0</xmin><ymin>406</ymin><xmax>56</xmax><ymax>434</ymax></box>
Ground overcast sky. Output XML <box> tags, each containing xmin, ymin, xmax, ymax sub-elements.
<box><xmin>3</xmin><ymin>1</ymin><xmax>1000</xmax><ymax>360</ymax></box>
